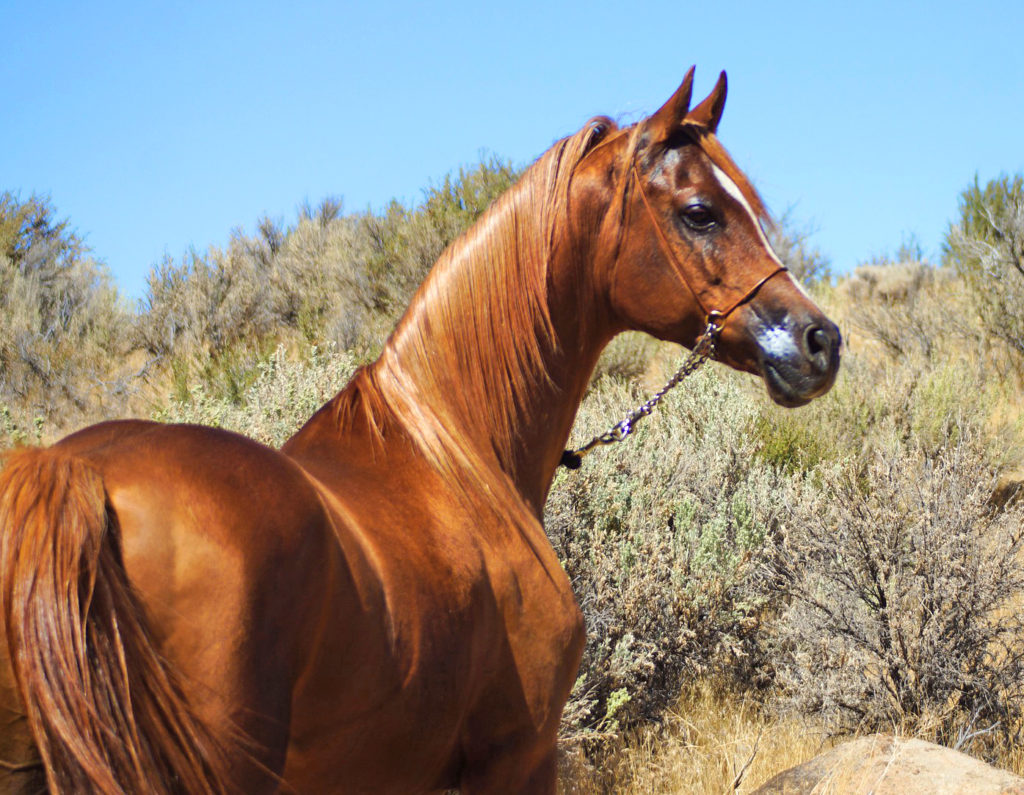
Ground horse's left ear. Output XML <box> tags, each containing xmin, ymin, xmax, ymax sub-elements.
<box><xmin>646</xmin><ymin>66</ymin><xmax>695</xmax><ymax>142</ymax></box>
<box><xmin>688</xmin><ymin>70</ymin><xmax>728</xmax><ymax>132</ymax></box>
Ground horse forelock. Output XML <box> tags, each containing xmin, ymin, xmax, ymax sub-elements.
<box><xmin>587</xmin><ymin>115</ymin><xmax>775</xmax><ymax>269</ymax></box>
<box><xmin>331</xmin><ymin>118</ymin><xmax>615</xmax><ymax>498</ymax></box>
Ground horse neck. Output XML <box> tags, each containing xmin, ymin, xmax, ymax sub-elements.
<box><xmin>366</xmin><ymin>171</ymin><xmax>613</xmax><ymax>515</ymax></box>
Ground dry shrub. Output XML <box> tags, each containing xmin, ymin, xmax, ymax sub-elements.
<box><xmin>0</xmin><ymin>193</ymin><xmax>136</xmax><ymax>434</ymax></box>
<box><xmin>945</xmin><ymin>174</ymin><xmax>1024</xmax><ymax>371</ymax></box>
<box><xmin>768</xmin><ymin>435</ymin><xmax>1024</xmax><ymax>760</ymax></box>
<box><xmin>137</xmin><ymin>212</ymin><xmax>365</xmax><ymax>362</ymax></box>
<box><xmin>754</xmin><ymin>350</ymin><xmax>1009</xmax><ymax>475</ymax></box>
<box><xmin>589</xmin><ymin>332</ymin><xmax>661</xmax><ymax>385</ymax></box>
<box><xmin>841</xmin><ymin>261</ymin><xmax>932</xmax><ymax>304</ymax></box>
<box><xmin>839</xmin><ymin>262</ymin><xmax>949</xmax><ymax>362</ymax></box>
<box><xmin>547</xmin><ymin>365</ymin><xmax>792</xmax><ymax>742</ymax></box>
<box><xmin>754</xmin><ymin>268</ymin><xmax>1020</xmax><ymax>476</ymax></box>
<box><xmin>833</xmin><ymin>261</ymin><xmax>1012</xmax><ymax>396</ymax></box>
<box><xmin>154</xmin><ymin>345</ymin><xmax>356</xmax><ymax>447</ymax></box>
<box><xmin>136</xmin><ymin>157</ymin><xmax>519</xmax><ymax>386</ymax></box>
<box><xmin>766</xmin><ymin>210</ymin><xmax>831</xmax><ymax>285</ymax></box>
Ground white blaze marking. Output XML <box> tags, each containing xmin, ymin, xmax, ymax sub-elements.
<box><xmin>710</xmin><ymin>164</ymin><xmax>817</xmax><ymax>302</ymax></box>
<box><xmin>710</xmin><ymin>164</ymin><xmax>785</xmax><ymax>268</ymax></box>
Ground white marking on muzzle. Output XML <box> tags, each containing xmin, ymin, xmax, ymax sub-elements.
<box><xmin>759</xmin><ymin>325</ymin><xmax>801</xmax><ymax>360</ymax></box>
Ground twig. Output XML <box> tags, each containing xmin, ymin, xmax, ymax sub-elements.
<box><xmin>954</xmin><ymin>720</ymin><xmax>1001</xmax><ymax>752</ymax></box>
<box><xmin>730</xmin><ymin>729</ymin><xmax>762</xmax><ymax>791</ymax></box>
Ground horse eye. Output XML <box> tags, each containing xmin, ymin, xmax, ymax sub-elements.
<box><xmin>681</xmin><ymin>203</ymin><xmax>717</xmax><ymax>232</ymax></box>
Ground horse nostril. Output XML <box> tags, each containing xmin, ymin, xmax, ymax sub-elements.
<box><xmin>803</xmin><ymin>325</ymin><xmax>832</xmax><ymax>369</ymax></box>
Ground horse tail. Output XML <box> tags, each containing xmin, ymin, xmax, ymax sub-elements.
<box><xmin>0</xmin><ymin>446</ymin><xmax>232</xmax><ymax>794</ymax></box>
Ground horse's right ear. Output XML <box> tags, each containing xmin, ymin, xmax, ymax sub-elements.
<box><xmin>646</xmin><ymin>67</ymin><xmax>695</xmax><ymax>143</ymax></box>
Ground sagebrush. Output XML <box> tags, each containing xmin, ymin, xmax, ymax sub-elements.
<box><xmin>6</xmin><ymin>165</ymin><xmax>1024</xmax><ymax>786</ymax></box>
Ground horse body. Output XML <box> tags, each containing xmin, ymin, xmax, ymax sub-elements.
<box><xmin>42</xmin><ymin>400</ymin><xmax>582</xmax><ymax>793</ymax></box>
<box><xmin>0</xmin><ymin>69</ymin><xmax>841</xmax><ymax>793</ymax></box>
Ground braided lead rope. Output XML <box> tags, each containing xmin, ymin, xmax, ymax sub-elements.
<box><xmin>560</xmin><ymin>319</ymin><xmax>720</xmax><ymax>469</ymax></box>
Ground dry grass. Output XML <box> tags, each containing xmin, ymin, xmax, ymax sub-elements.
<box><xmin>560</xmin><ymin>680</ymin><xmax>832</xmax><ymax>794</ymax></box>
<box><xmin>560</xmin><ymin>682</ymin><xmax>1024</xmax><ymax>793</ymax></box>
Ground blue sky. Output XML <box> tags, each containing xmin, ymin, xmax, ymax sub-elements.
<box><xmin>3</xmin><ymin>1</ymin><xmax>1022</xmax><ymax>300</ymax></box>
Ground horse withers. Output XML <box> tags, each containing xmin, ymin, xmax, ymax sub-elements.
<box><xmin>0</xmin><ymin>68</ymin><xmax>839</xmax><ymax>793</ymax></box>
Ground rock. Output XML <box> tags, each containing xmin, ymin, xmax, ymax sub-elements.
<box><xmin>752</xmin><ymin>734</ymin><xmax>1024</xmax><ymax>794</ymax></box>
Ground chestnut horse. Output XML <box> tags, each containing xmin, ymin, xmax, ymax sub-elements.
<box><xmin>0</xmin><ymin>69</ymin><xmax>840</xmax><ymax>793</ymax></box>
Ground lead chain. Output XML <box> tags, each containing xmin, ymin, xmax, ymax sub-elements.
<box><xmin>560</xmin><ymin>320</ymin><xmax>721</xmax><ymax>469</ymax></box>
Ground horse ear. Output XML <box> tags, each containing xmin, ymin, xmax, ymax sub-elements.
<box><xmin>646</xmin><ymin>66</ymin><xmax>695</xmax><ymax>142</ymax></box>
<box><xmin>687</xmin><ymin>70</ymin><xmax>727</xmax><ymax>132</ymax></box>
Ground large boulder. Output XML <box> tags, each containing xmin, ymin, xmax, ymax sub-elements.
<box><xmin>753</xmin><ymin>734</ymin><xmax>1024</xmax><ymax>794</ymax></box>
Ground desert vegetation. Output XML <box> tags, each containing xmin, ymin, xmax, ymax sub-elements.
<box><xmin>3</xmin><ymin>165</ymin><xmax>1024</xmax><ymax>792</ymax></box>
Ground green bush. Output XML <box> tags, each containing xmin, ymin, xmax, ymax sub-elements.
<box><xmin>944</xmin><ymin>173</ymin><xmax>1024</xmax><ymax>368</ymax></box>
<box><xmin>0</xmin><ymin>192</ymin><xmax>133</xmax><ymax>430</ymax></box>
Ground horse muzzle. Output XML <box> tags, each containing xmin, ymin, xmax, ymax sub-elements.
<box><xmin>753</xmin><ymin>314</ymin><xmax>841</xmax><ymax>408</ymax></box>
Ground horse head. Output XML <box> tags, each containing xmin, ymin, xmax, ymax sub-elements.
<box><xmin>576</xmin><ymin>67</ymin><xmax>840</xmax><ymax>407</ymax></box>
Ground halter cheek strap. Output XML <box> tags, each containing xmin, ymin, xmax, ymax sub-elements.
<box><xmin>631</xmin><ymin>164</ymin><xmax>787</xmax><ymax>326</ymax></box>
